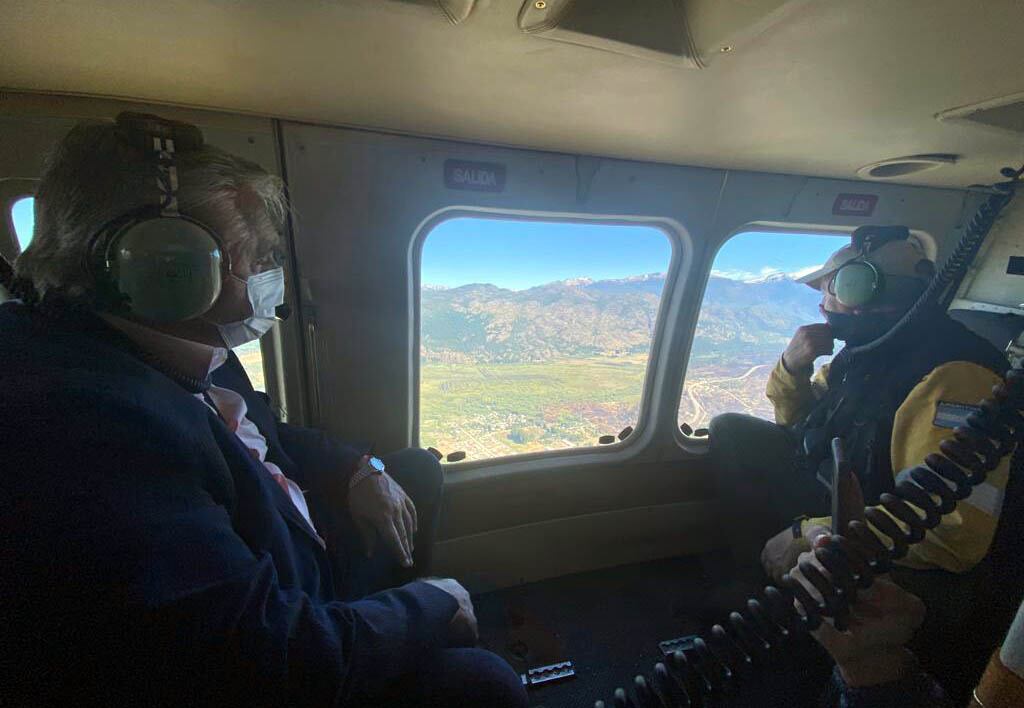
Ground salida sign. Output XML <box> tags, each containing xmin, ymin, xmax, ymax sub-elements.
<box><xmin>832</xmin><ymin>193</ymin><xmax>878</xmax><ymax>217</ymax></box>
<box><xmin>444</xmin><ymin>159</ymin><xmax>506</xmax><ymax>193</ymax></box>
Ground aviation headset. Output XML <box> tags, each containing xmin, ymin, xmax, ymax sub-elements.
<box><xmin>89</xmin><ymin>113</ymin><xmax>229</xmax><ymax>323</ymax></box>
<box><xmin>828</xmin><ymin>225</ymin><xmax>921</xmax><ymax>309</ymax></box>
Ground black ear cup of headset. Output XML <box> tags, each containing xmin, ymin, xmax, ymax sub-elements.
<box><xmin>831</xmin><ymin>260</ymin><xmax>883</xmax><ymax>308</ymax></box>
<box><xmin>830</xmin><ymin>225</ymin><xmax>911</xmax><ymax>308</ymax></box>
<box><xmin>94</xmin><ymin>212</ymin><xmax>226</xmax><ymax>322</ymax></box>
<box><xmin>89</xmin><ymin>112</ymin><xmax>228</xmax><ymax>323</ymax></box>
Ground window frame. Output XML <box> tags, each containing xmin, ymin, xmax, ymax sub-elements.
<box><xmin>409</xmin><ymin>206</ymin><xmax>690</xmax><ymax>472</ymax></box>
<box><xmin>673</xmin><ymin>222</ymin><xmax>936</xmax><ymax>449</ymax></box>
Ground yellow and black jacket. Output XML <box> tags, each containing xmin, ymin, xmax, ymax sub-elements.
<box><xmin>766</xmin><ymin>313</ymin><xmax>1010</xmax><ymax>573</ymax></box>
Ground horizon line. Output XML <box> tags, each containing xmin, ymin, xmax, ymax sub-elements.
<box><xmin>422</xmin><ymin>267</ymin><xmax>819</xmax><ymax>292</ymax></box>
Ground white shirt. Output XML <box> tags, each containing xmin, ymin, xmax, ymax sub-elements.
<box><xmin>201</xmin><ymin>349</ymin><xmax>321</xmax><ymax>543</ymax></box>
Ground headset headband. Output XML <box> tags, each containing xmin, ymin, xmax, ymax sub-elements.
<box><xmin>113</xmin><ymin>113</ymin><xmax>205</xmax><ymax>216</ymax></box>
<box><xmin>851</xmin><ymin>225</ymin><xmax>910</xmax><ymax>256</ymax></box>
<box><xmin>87</xmin><ymin>114</ymin><xmax>226</xmax><ymax>322</ymax></box>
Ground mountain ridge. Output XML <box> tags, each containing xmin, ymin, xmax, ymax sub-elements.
<box><xmin>421</xmin><ymin>273</ymin><xmax>821</xmax><ymax>364</ymax></box>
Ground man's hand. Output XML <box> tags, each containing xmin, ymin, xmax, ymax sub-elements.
<box><xmin>782</xmin><ymin>323</ymin><xmax>834</xmax><ymax>373</ymax></box>
<box><xmin>761</xmin><ymin>527</ymin><xmax>810</xmax><ymax>584</ymax></box>
<box><xmin>348</xmin><ymin>471</ymin><xmax>417</xmax><ymax>568</ymax></box>
<box><xmin>761</xmin><ymin>521</ymin><xmax>831</xmax><ymax>584</ymax></box>
<box><xmin>423</xmin><ymin>577</ymin><xmax>479</xmax><ymax>646</ymax></box>
<box><xmin>791</xmin><ymin>547</ymin><xmax>925</xmax><ymax>688</ymax></box>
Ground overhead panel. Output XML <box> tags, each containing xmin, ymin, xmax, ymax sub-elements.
<box><xmin>682</xmin><ymin>0</ymin><xmax>811</xmax><ymax>61</ymax></box>
<box><xmin>939</xmin><ymin>93</ymin><xmax>1024</xmax><ymax>138</ymax></box>
<box><xmin>517</xmin><ymin>0</ymin><xmax>701</xmax><ymax>68</ymax></box>
<box><xmin>516</xmin><ymin>0</ymin><xmax>806</xmax><ymax>68</ymax></box>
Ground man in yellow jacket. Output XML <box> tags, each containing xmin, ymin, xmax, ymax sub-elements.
<box><xmin>709</xmin><ymin>225</ymin><xmax>1013</xmax><ymax>700</ymax></box>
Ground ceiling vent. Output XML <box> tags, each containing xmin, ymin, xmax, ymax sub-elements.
<box><xmin>937</xmin><ymin>93</ymin><xmax>1024</xmax><ymax>136</ymax></box>
<box><xmin>518</xmin><ymin>0</ymin><xmax>702</xmax><ymax>69</ymax></box>
<box><xmin>856</xmin><ymin>154</ymin><xmax>958</xmax><ymax>180</ymax></box>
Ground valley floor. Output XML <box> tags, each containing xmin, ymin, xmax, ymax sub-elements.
<box><xmin>420</xmin><ymin>354</ymin><xmax>780</xmax><ymax>461</ymax></box>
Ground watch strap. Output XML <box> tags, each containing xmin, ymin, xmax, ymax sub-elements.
<box><xmin>792</xmin><ymin>514</ymin><xmax>810</xmax><ymax>539</ymax></box>
<box><xmin>349</xmin><ymin>455</ymin><xmax>385</xmax><ymax>489</ymax></box>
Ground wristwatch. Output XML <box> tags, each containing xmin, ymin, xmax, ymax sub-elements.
<box><xmin>791</xmin><ymin>514</ymin><xmax>810</xmax><ymax>539</ymax></box>
<box><xmin>349</xmin><ymin>455</ymin><xmax>386</xmax><ymax>489</ymax></box>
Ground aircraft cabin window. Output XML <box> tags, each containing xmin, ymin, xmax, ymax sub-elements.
<box><xmin>10</xmin><ymin>196</ymin><xmax>35</xmax><ymax>252</ymax></box>
<box><xmin>7</xmin><ymin>195</ymin><xmax>268</xmax><ymax>391</ymax></box>
<box><xmin>419</xmin><ymin>216</ymin><xmax>673</xmax><ymax>461</ymax></box>
<box><xmin>679</xmin><ymin>230</ymin><xmax>847</xmax><ymax>431</ymax></box>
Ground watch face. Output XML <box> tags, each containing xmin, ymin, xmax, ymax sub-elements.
<box><xmin>369</xmin><ymin>456</ymin><xmax>386</xmax><ymax>473</ymax></box>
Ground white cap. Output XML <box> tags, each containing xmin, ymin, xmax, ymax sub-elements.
<box><xmin>796</xmin><ymin>235</ymin><xmax>934</xmax><ymax>290</ymax></box>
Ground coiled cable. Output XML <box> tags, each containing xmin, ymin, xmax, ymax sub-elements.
<box><xmin>596</xmin><ymin>365</ymin><xmax>1024</xmax><ymax>708</ymax></box>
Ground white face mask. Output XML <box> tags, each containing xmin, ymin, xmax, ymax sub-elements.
<box><xmin>214</xmin><ymin>267</ymin><xmax>285</xmax><ymax>349</ymax></box>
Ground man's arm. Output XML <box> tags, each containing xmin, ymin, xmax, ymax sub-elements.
<box><xmin>276</xmin><ymin>419</ymin><xmax>363</xmax><ymax>499</ymax></box>
<box><xmin>219</xmin><ymin>351</ymin><xmax>420</xmax><ymax>568</ymax></box>
<box><xmin>803</xmin><ymin>361</ymin><xmax>1009</xmax><ymax>573</ymax></box>
<box><xmin>142</xmin><ymin>512</ymin><xmax>461</xmax><ymax>705</ymax></box>
<box><xmin>767</xmin><ymin>357</ymin><xmax>831</xmax><ymax>426</ymax></box>
<box><xmin>3</xmin><ymin>392</ymin><xmax>461</xmax><ymax>705</ymax></box>
<box><xmin>769</xmin><ymin>322</ymin><xmax>835</xmax><ymax>425</ymax></box>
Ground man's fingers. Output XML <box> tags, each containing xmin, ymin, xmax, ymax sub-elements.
<box><xmin>810</xmin><ymin>335</ymin><xmax>835</xmax><ymax>352</ymax></box>
<box><xmin>791</xmin><ymin>549</ymin><xmax>835</xmax><ymax>607</ymax></box>
<box><xmin>401</xmin><ymin>504</ymin><xmax>417</xmax><ymax>554</ymax></box>
<box><xmin>401</xmin><ymin>495</ymin><xmax>413</xmax><ymax>532</ymax></box>
<box><xmin>395</xmin><ymin>517</ymin><xmax>414</xmax><ymax>566</ymax></box>
<box><xmin>385</xmin><ymin>519</ymin><xmax>414</xmax><ymax>568</ymax></box>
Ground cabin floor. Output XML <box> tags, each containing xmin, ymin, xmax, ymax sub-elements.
<box><xmin>474</xmin><ymin>554</ymin><xmax>835</xmax><ymax>708</ymax></box>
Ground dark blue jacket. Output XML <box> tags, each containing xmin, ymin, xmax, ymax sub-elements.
<box><xmin>0</xmin><ymin>302</ymin><xmax>459</xmax><ymax>706</ymax></box>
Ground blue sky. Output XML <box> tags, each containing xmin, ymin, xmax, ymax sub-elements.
<box><xmin>11</xmin><ymin>196</ymin><xmax>34</xmax><ymax>252</ymax></box>
<box><xmin>422</xmin><ymin>217</ymin><xmax>845</xmax><ymax>289</ymax></box>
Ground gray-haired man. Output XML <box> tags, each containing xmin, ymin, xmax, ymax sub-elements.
<box><xmin>0</xmin><ymin>113</ymin><xmax>525</xmax><ymax>707</ymax></box>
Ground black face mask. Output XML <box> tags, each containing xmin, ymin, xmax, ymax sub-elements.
<box><xmin>824</xmin><ymin>310</ymin><xmax>899</xmax><ymax>346</ymax></box>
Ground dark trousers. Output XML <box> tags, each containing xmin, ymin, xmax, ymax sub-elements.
<box><xmin>361</xmin><ymin>647</ymin><xmax>528</xmax><ymax>708</ymax></box>
<box><xmin>706</xmin><ymin>414</ymin><xmax>854</xmax><ymax>707</ymax></box>
<box><xmin>708</xmin><ymin>413</ymin><xmax>830</xmax><ymax>567</ymax></box>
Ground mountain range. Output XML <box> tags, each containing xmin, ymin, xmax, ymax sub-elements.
<box><xmin>421</xmin><ymin>272</ymin><xmax>822</xmax><ymax>364</ymax></box>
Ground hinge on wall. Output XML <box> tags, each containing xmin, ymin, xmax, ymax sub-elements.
<box><xmin>303</xmin><ymin>305</ymin><xmax>323</xmax><ymax>427</ymax></box>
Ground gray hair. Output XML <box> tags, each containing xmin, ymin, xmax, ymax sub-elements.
<box><xmin>15</xmin><ymin>117</ymin><xmax>288</xmax><ymax>298</ymax></box>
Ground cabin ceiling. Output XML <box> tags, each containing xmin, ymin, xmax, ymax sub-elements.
<box><xmin>1</xmin><ymin>0</ymin><xmax>1023</xmax><ymax>188</ymax></box>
